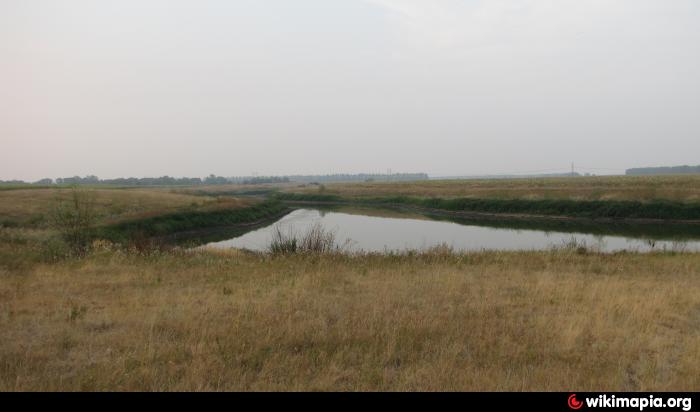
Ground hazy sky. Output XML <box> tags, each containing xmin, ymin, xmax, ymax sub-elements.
<box><xmin>2</xmin><ymin>0</ymin><xmax>699</xmax><ymax>180</ymax></box>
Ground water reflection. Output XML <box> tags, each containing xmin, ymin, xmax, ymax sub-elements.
<box><xmin>203</xmin><ymin>208</ymin><xmax>700</xmax><ymax>253</ymax></box>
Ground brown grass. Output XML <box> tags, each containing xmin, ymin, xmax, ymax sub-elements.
<box><xmin>1</xmin><ymin>247</ymin><xmax>699</xmax><ymax>391</ymax></box>
<box><xmin>174</xmin><ymin>183</ymin><xmax>297</xmax><ymax>194</ymax></box>
<box><xmin>0</xmin><ymin>188</ymin><xmax>255</xmax><ymax>227</ymax></box>
<box><xmin>286</xmin><ymin>175</ymin><xmax>700</xmax><ymax>202</ymax></box>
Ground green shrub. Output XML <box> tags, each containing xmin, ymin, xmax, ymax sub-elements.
<box><xmin>51</xmin><ymin>188</ymin><xmax>97</xmax><ymax>254</ymax></box>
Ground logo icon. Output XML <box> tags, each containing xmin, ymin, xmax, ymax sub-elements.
<box><xmin>568</xmin><ymin>394</ymin><xmax>583</xmax><ymax>410</ymax></box>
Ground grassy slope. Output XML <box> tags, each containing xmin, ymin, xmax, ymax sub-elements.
<box><xmin>0</xmin><ymin>188</ymin><xmax>214</xmax><ymax>228</ymax></box>
<box><xmin>1</xmin><ymin>248</ymin><xmax>699</xmax><ymax>391</ymax></box>
<box><xmin>0</xmin><ymin>188</ymin><xmax>289</xmax><ymax>242</ymax></box>
<box><xmin>98</xmin><ymin>200</ymin><xmax>288</xmax><ymax>242</ymax></box>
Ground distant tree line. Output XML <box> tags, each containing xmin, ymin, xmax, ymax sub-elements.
<box><xmin>626</xmin><ymin>165</ymin><xmax>700</xmax><ymax>176</ymax></box>
<box><xmin>54</xmin><ymin>175</ymin><xmax>208</xmax><ymax>186</ymax></box>
<box><xmin>0</xmin><ymin>175</ymin><xmax>220</xmax><ymax>186</ymax></box>
<box><xmin>230</xmin><ymin>176</ymin><xmax>291</xmax><ymax>185</ymax></box>
<box><xmin>0</xmin><ymin>180</ymin><xmax>31</xmax><ymax>185</ymax></box>
<box><xmin>285</xmin><ymin>173</ymin><xmax>429</xmax><ymax>183</ymax></box>
<box><xmin>1</xmin><ymin>173</ymin><xmax>428</xmax><ymax>186</ymax></box>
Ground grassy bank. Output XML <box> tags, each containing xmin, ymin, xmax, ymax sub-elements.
<box><xmin>1</xmin><ymin>246</ymin><xmax>699</xmax><ymax>391</ymax></box>
<box><xmin>98</xmin><ymin>200</ymin><xmax>289</xmax><ymax>243</ymax></box>
<box><xmin>0</xmin><ymin>187</ymin><xmax>288</xmax><ymax>247</ymax></box>
<box><xmin>0</xmin><ymin>188</ymin><xmax>216</xmax><ymax>228</ymax></box>
<box><xmin>276</xmin><ymin>192</ymin><xmax>700</xmax><ymax>221</ymax></box>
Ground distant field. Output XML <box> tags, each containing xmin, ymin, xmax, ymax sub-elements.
<box><xmin>286</xmin><ymin>175</ymin><xmax>700</xmax><ymax>203</ymax></box>
<box><xmin>174</xmin><ymin>183</ymin><xmax>295</xmax><ymax>195</ymax></box>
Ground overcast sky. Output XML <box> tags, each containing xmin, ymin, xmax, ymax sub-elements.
<box><xmin>2</xmin><ymin>0</ymin><xmax>699</xmax><ymax>180</ymax></box>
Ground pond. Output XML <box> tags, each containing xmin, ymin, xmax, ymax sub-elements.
<box><xmin>203</xmin><ymin>208</ymin><xmax>700</xmax><ymax>253</ymax></box>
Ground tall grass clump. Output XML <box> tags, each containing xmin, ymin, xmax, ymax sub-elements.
<box><xmin>50</xmin><ymin>188</ymin><xmax>97</xmax><ymax>255</ymax></box>
<box><xmin>269</xmin><ymin>225</ymin><xmax>298</xmax><ymax>254</ymax></box>
<box><xmin>269</xmin><ymin>222</ymin><xmax>346</xmax><ymax>254</ymax></box>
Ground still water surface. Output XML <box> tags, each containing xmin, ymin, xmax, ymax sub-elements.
<box><xmin>204</xmin><ymin>208</ymin><xmax>700</xmax><ymax>253</ymax></box>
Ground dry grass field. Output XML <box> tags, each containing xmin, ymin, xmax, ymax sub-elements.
<box><xmin>0</xmin><ymin>188</ymin><xmax>204</xmax><ymax>226</ymax></box>
<box><xmin>0</xmin><ymin>188</ymin><xmax>257</xmax><ymax>228</ymax></box>
<box><xmin>1</xmin><ymin>181</ymin><xmax>700</xmax><ymax>391</ymax></box>
<box><xmin>1</xmin><ymin>245</ymin><xmax>699</xmax><ymax>391</ymax></box>
<box><xmin>287</xmin><ymin>175</ymin><xmax>700</xmax><ymax>202</ymax></box>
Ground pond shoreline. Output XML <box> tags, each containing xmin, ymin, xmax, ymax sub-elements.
<box><xmin>204</xmin><ymin>207</ymin><xmax>700</xmax><ymax>253</ymax></box>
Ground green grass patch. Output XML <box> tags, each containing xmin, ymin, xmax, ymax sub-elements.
<box><xmin>98</xmin><ymin>200</ymin><xmax>289</xmax><ymax>242</ymax></box>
